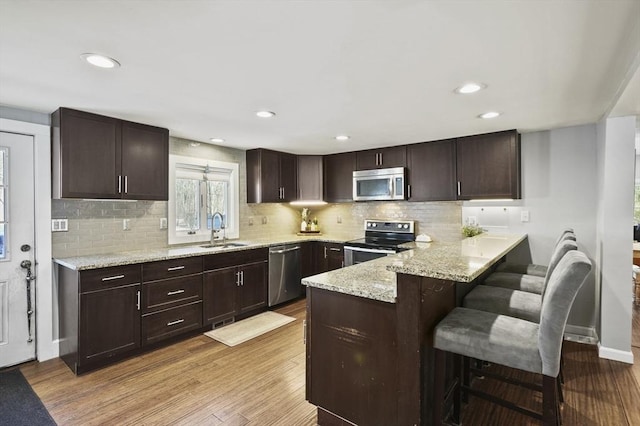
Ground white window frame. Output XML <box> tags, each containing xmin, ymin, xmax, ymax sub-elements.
<box><xmin>168</xmin><ymin>154</ymin><xmax>239</xmax><ymax>245</ymax></box>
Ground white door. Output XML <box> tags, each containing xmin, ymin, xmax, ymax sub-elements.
<box><xmin>0</xmin><ymin>131</ymin><xmax>36</xmax><ymax>367</ymax></box>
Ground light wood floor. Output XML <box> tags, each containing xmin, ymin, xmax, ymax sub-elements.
<box><xmin>18</xmin><ymin>301</ymin><xmax>640</xmax><ymax>425</ymax></box>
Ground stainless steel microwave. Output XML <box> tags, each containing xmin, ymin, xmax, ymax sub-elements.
<box><xmin>352</xmin><ymin>167</ymin><xmax>406</xmax><ymax>201</ymax></box>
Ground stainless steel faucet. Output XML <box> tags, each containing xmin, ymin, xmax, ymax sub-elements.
<box><xmin>210</xmin><ymin>212</ymin><xmax>226</xmax><ymax>245</ymax></box>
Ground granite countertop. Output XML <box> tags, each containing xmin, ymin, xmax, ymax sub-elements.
<box><xmin>302</xmin><ymin>233</ymin><xmax>527</xmax><ymax>303</ymax></box>
<box><xmin>53</xmin><ymin>234</ymin><xmax>349</xmax><ymax>271</ymax></box>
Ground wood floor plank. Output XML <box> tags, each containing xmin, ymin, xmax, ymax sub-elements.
<box><xmin>17</xmin><ymin>298</ymin><xmax>640</xmax><ymax>426</ymax></box>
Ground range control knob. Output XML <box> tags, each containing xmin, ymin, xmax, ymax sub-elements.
<box><xmin>403</xmin><ymin>224</ymin><xmax>409</xmax><ymax>229</ymax></box>
<box><xmin>372</xmin><ymin>223</ymin><xmax>377</xmax><ymax>227</ymax></box>
<box><xmin>397</xmin><ymin>224</ymin><xmax>403</xmax><ymax>229</ymax></box>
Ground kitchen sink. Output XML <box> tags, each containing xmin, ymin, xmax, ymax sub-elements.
<box><xmin>200</xmin><ymin>242</ymin><xmax>248</xmax><ymax>249</ymax></box>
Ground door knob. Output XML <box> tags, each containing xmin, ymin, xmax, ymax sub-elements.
<box><xmin>20</xmin><ymin>260</ymin><xmax>32</xmax><ymax>269</ymax></box>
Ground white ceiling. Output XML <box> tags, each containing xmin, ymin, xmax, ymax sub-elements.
<box><xmin>1</xmin><ymin>0</ymin><xmax>639</xmax><ymax>154</ymax></box>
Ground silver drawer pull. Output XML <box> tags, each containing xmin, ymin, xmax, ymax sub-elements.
<box><xmin>167</xmin><ymin>289</ymin><xmax>185</xmax><ymax>296</ymax></box>
<box><xmin>101</xmin><ymin>274</ymin><xmax>125</xmax><ymax>281</ymax></box>
<box><xmin>167</xmin><ymin>266</ymin><xmax>185</xmax><ymax>271</ymax></box>
<box><xmin>329</xmin><ymin>248</ymin><xmax>341</xmax><ymax>252</ymax></box>
<box><xmin>167</xmin><ymin>319</ymin><xmax>185</xmax><ymax>326</ymax></box>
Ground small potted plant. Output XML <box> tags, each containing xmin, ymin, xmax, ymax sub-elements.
<box><xmin>311</xmin><ymin>217</ymin><xmax>319</xmax><ymax>232</ymax></box>
<box><xmin>462</xmin><ymin>225</ymin><xmax>483</xmax><ymax>238</ymax></box>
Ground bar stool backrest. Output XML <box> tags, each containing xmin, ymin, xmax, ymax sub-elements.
<box><xmin>538</xmin><ymin>250</ymin><xmax>591</xmax><ymax>377</ymax></box>
<box><xmin>541</xmin><ymin>239</ymin><xmax>578</xmax><ymax>299</ymax></box>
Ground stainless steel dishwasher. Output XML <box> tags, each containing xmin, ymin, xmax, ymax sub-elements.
<box><xmin>268</xmin><ymin>244</ymin><xmax>302</xmax><ymax>306</ymax></box>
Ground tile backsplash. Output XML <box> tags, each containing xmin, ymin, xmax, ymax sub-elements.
<box><xmin>52</xmin><ymin>136</ymin><xmax>463</xmax><ymax>258</ymax></box>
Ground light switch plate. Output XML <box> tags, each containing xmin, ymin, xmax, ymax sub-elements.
<box><xmin>521</xmin><ymin>210</ymin><xmax>530</xmax><ymax>222</ymax></box>
<box><xmin>468</xmin><ymin>216</ymin><xmax>477</xmax><ymax>226</ymax></box>
<box><xmin>123</xmin><ymin>219</ymin><xmax>130</xmax><ymax>230</ymax></box>
<box><xmin>160</xmin><ymin>218</ymin><xmax>167</xmax><ymax>229</ymax></box>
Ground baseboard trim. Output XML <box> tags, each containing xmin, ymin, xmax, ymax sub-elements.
<box><xmin>598</xmin><ymin>343</ymin><xmax>634</xmax><ymax>364</ymax></box>
<box><xmin>564</xmin><ymin>324</ymin><xmax>598</xmax><ymax>345</ymax></box>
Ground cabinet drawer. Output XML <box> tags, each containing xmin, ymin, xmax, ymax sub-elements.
<box><xmin>80</xmin><ymin>264</ymin><xmax>142</xmax><ymax>293</ymax></box>
<box><xmin>204</xmin><ymin>248</ymin><xmax>268</xmax><ymax>271</ymax></box>
<box><xmin>143</xmin><ymin>274</ymin><xmax>202</xmax><ymax>313</ymax></box>
<box><xmin>142</xmin><ymin>301</ymin><xmax>202</xmax><ymax>346</ymax></box>
<box><xmin>143</xmin><ymin>256</ymin><xmax>203</xmax><ymax>282</ymax></box>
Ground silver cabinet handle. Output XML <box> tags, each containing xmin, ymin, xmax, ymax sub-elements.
<box><xmin>167</xmin><ymin>289</ymin><xmax>185</xmax><ymax>296</ymax></box>
<box><xmin>324</xmin><ymin>246</ymin><xmax>327</xmax><ymax>259</ymax></box>
<box><xmin>240</xmin><ymin>270</ymin><xmax>244</xmax><ymax>286</ymax></box>
<box><xmin>329</xmin><ymin>247</ymin><xmax>341</xmax><ymax>252</ymax></box>
<box><xmin>118</xmin><ymin>175</ymin><xmax>122</xmax><ymax>194</ymax></box>
<box><xmin>124</xmin><ymin>176</ymin><xmax>128</xmax><ymax>194</ymax></box>
<box><xmin>408</xmin><ymin>184</ymin><xmax>412</xmax><ymax>199</ymax></box>
<box><xmin>303</xmin><ymin>319</ymin><xmax>307</xmax><ymax>344</ymax></box>
<box><xmin>167</xmin><ymin>266</ymin><xmax>185</xmax><ymax>271</ymax></box>
<box><xmin>167</xmin><ymin>319</ymin><xmax>184</xmax><ymax>326</ymax></box>
<box><xmin>379</xmin><ymin>152</ymin><xmax>383</xmax><ymax>166</ymax></box>
<box><xmin>236</xmin><ymin>271</ymin><xmax>240</xmax><ymax>286</ymax></box>
<box><xmin>101</xmin><ymin>274</ymin><xmax>125</xmax><ymax>281</ymax></box>
<box><xmin>457</xmin><ymin>181</ymin><xmax>461</xmax><ymax>196</ymax></box>
<box><xmin>136</xmin><ymin>290</ymin><xmax>140</xmax><ymax>310</ymax></box>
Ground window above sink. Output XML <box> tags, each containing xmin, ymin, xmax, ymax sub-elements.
<box><xmin>168</xmin><ymin>154</ymin><xmax>239</xmax><ymax>245</ymax></box>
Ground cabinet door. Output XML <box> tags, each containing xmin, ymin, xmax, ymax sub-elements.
<box><xmin>297</xmin><ymin>155</ymin><xmax>323</xmax><ymax>201</ymax></box>
<box><xmin>279</xmin><ymin>152</ymin><xmax>297</xmax><ymax>202</ymax></box>
<box><xmin>326</xmin><ymin>243</ymin><xmax>344</xmax><ymax>271</ymax></box>
<box><xmin>356</xmin><ymin>146</ymin><xmax>406</xmax><ymax>170</ymax></box>
<box><xmin>238</xmin><ymin>261</ymin><xmax>267</xmax><ymax>314</ymax></box>
<box><xmin>456</xmin><ymin>130</ymin><xmax>520</xmax><ymax>200</ymax></box>
<box><xmin>323</xmin><ymin>152</ymin><xmax>356</xmax><ymax>203</ymax></box>
<box><xmin>79</xmin><ymin>284</ymin><xmax>140</xmax><ymax>366</ymax></box>
<box><xmin>55</xmin><ymin>108</ymin><xmax>121</xmax><ymax>199</ymax></box>
<box><xmin>317</xmin><ymin>243</ymin><xmax>343</xmax><ymax>272</ymax></box>
<box><xmin>203</xmin><ymin>267</ymin><xmax>237</xmax><ymax>325</ymax></box>
<box><xmin>246</xmin><ymin>149</ymin><xmax>280</xmax><ymax>203</ymax></box>
<box><xmin>301</xmin><ymin>241</ymin><xmax>317</xmax><ymax>278</ymax></box>
<box><xmin>407</xmin><ymin>139</ymin><xmax>456</xmax><ymax>201</ymax></box>
<box><xmin>121</xmin><ymin>121</ymin><xmax>169</xmax><ymax>200</ymax></box>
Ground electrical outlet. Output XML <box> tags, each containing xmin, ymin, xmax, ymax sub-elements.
<box><xmin>468</xmin><ymin>216</ymin><xmax>477</xmax><ymax>226</ymax></box>
<box><xmin>248</xmin><ymin>217</ymin><xmax>254</xmax><ymax>226</ymax></box>
<box><xmin>262</xmin><ymin>216</ymin><xmax>268</xmax><ymax>225</ymax></box>
<box><xmin>51</xmin><ymin>219</ymin><xmax>69</xmax><ymax>232</ymax></box>
<box><xmin>160</xmin><ymin>218</ymin><xmax>167</xmax><ymax>229</ymax></box>
<box><xmin>521</xmin><ymin>210</ymin><xmax>530</xmax><ymax>222</ymax></box>
<box><xmin>123</xmin><ymin>219</ymin><xmax>130</xmax><ymax>230</ymax></box>
<box><xmin>337</xmin><ymin>215</ymin><xmax>342</xmax><ymax>224</ymax></box>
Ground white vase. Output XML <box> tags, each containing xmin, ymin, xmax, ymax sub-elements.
<box><xmin>301</xmin><ymin>220</ymin><xmax>307</xmax><ymax>232</ymax></box>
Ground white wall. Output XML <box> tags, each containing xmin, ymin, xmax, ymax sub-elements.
<box><xmin>596</xmin><ymin>116</ymin><xmax>635</xmax><ymax>364</ymax></box>
<box><xmin>463</xmin><ymin>124</ymin><xmax>599</xmax><ymax>331</ymax></box>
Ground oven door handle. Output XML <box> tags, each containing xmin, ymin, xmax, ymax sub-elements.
<box><xmin>344</xmin><ymin>246</ymin><xmax>396</xmax><ymax>255</ymax></box>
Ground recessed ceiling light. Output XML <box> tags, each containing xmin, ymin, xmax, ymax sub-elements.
<box><xmin>335</xmin><ymin>135</ymin><xmax>350</xmax><ymax>141</ymax></box>
<box><xmin>479</xmin><ymin>111</ymin><xmax>501</xmax><ymax>119</ymax></box>
<box><xmin>454</xmin><ymin>82</ymin><xmax>485</xmax><ymax>94</ymax></box>
<box><xmin>81</xmin><ymin>53</ymin><xmax>120</xmax><ymax>68</ymax></box>
<box><xmin>256</xmin><ymin>111</ymin><xmax>276</xmax><ymax>118</ymax></box>
<box><xmin>210</xmin><ymin>138</ymin><xmax>225</xmax><ymax>143</ymax></box>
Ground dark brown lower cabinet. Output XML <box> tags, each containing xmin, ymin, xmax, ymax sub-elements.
<box><xmin>142</xmin><ymin>301</ymin><xmax>203</xmax><ymax>346</ymax></box>
<box><xmin>318</xmin><ymin>242</ymin><xmax>344</xmax><ymax>272</ymax></box>
<box><xmin>58</xmin><ymin>264</ymin><xmax>143</xmax><ymax>374</ymax></box>
<box><xmin>79</xmin><ymin>283</ymin><xmax>141</xmax><ymax>368</ymax></box>
<box><xmin>203</xmin><ymin>249</ymin><xmax>268</xmax><ymax>327</ymax></box>
<box><xmin>307</xmin><ymin>288</ymin><xmax>398</xmax><ymax>425</ymax></box>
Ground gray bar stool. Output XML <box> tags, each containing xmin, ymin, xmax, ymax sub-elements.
<box><xmin>433</xmin><ymin>250</ymin><xmax>592</xmax><ymax>426</ymax></box>
<box><xmin>494</xmin><ymin>228</ymin><xmax>575</xmax><ymax>277</ymax></box>
<box><xmin>483</xmin><ymin>234</ymin><xmax>576</xmax><ymax>295</ymax></box>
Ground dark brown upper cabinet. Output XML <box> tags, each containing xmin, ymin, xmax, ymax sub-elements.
<box><xmin>406</xmin><ymin>139</ymin><xmax>457</xmax><ymax>201</ymax></box>
<box><xmin>456</xmin><ymin>130</ymin><xmax>521</xmax><ymax>200</ymax></box>
<box><xmin>246</xmin><ymin>148</ymin><xmax>297</xmax><ymax>203</ymax></box>
<box><xmin>51</xmin><ymin>108</ymin><xmax>168</xmax><ymax>200</ymax></box>
<box><xmin>297</xmin><ymin>155</ymin><xmax>323</xmax><ymax>201</ymax></box>
<box><xmin>323</xmin><ymin>151</ymin><xmax>356</xmax><ymax>203</ymax></box>
<box><xmin>355</xmin><ymin>146</ymin><xmax>406</xmax><ymax>170</ymax></box>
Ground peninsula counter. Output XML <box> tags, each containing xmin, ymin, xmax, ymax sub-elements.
<box><xmin>302</xmin><ymin>233</ymin><xmax>527</xmax><ymax>426</ymax></box>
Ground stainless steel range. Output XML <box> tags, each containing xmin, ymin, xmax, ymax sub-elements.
<box><xmin>344</xmin><ymin>219</ymin><xmax>415</xmax><ymax>266</ymax></box>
